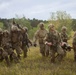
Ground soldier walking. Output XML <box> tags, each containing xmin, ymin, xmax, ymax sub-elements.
<box><xmin>45</xmin><ymin>24</ymin><xmax>64</xmax><ymax>63</ymax></box>
<box><xmin>33</xmin><ymin>22</ymin><xmax>48</xmax><ymax>57</ymax></box>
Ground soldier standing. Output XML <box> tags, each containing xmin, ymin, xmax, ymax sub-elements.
<box><xmin>33</xmin><ymin>22</ymin><xmax>48</xmax><ymax>57</ymax></box>
<box><xmin>45</xmin><ymin>24</ymin><xmax>64</xmax><ymax>63</ymax></box>
<box><xmin>1</xmin><ymin>30</ymin><xmax>19</xmax><ymax>63</ymax></box>
<box><xmin>60</xmin><ymin>26</ymin><xmax>68</xmax><ymax>56</ymax></box>
<box><xmin>17</xmin><ymin>24</ymin><xmax>32</xmax><ymax>58</ymax></box>
<box><xmin>11</xmin><ymin>25</ymin><xmax>22</xmax><ymax>60</ymax></box>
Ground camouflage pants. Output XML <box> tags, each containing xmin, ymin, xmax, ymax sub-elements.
<box><xmin>22</xmin><ymin>45</ymin><xmax>28</xmax><ymax>58</ymax></box>
<box><xmin>0</xmin><ymin>50</ymin><xmax>10</xmax><ymax>66</ymax></box>
<box><xmin>12</xmin><ymin>43</ymin><xmax>22</xmax><ymax>59</ymax></box>
<box><xmin>49</xmin><ymin>45</ymin><xmax>64</xmax><ymax>63</ymax></box>
<box><xmin>45</xmin><ymin>45</ymin><xmax>49</xmax><ymax>57</ymax></box>
<box><xmin>4</xmin><ymin>47</ymin><xmax>19</xmax><ymax>63</ymax></box>
<box><xmin>13</xmin><ymin>43</ymin><xmax>22</xmax><ymax>54</ymax></box>
<box><xmin>39</xmin><ymin>44</ymin><xmax>45</xmax><ymax>56</ymax></box>
<box><xmin>39</xmin><ymin>43</ymin><xmax>49</xmax><ymax>57</ymax></box>
<box><xmin>73</xmin><ymin>44</ymin><xmax>76</xmax><ymax>61</ymax></box>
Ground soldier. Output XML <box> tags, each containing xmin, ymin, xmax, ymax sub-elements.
<box><xmin>61</xmin><ymin>26</ymin><xmax>68</xmax><ymax>42</ymax></box>
<box><xmin>1</xmin><ymin>30</ymin><xmax>19</xmax><ymax>63</ymax></box>
<box><xmin>0</xmin><ymin>29</ymin><xmax>10</xmax><ymax>66</ymax></box>
<box><xmin>45</xmin><ymin>24</ymin><xmax>64</xmax><ymax>63</ymax></box>
<box><xmin>72</xmin><ymin>31</ymin><xmax>76</xmax><ymax>61</ymax></box>
<box><xmin>33</xmin><ymin>22</ymin><xmax>48</xmax><ymax>57</ymax></box>
<box><xmin>60</xmin><ymin>26</ymin><xmax>71</xmax><ymax>57</ymax></box>
<box><xmin>11</xmin><ymin>26</ymin><xmax>22</xmax><ymax>60</ymax></box>
<box><xmin>17</xmin><ymin>24</ymin><xmax>32</xmax><ymax>58</ymax></box>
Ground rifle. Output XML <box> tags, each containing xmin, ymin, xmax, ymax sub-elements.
<box><xmin>61</xmin><ymin>42</ymin><xmax>72</xmax><ymax>51</ymax></box>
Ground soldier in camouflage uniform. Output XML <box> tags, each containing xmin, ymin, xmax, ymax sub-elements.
<box><xmin>72</xmin><ymin>31</ymin><xmax>76</xmax><ymax>61</ymax></box>
<box><xmin>0</xmin><ymin>29</ymin><xmax>10</xmax><ymax>66</ymax></box>
<box><xmin>60</xmin><ymin>26</ymin><xmax>68</xmax><ymax>56</ymax></box>
<box><xmin>33</xmin><ymin>22</ymin><xmax>48</xmax><ymax>56</ymax></box>
<box><xmin>45</xmin><ymin>24</ymin><xmax>64</xmax><ymax>63</ymax></box>
<box><xmin>11</xmin><ymin>25</ymin><xmax>22</xmax><ymax>60</ymax></box>
<box><xmin>61</xmin><ymin>26</ymin><xmax>68</xmax><ymax>42</ymax></box>
<box><xmin>1</xmin><ymin>30</ymin><xmax>19</xmax><ymax>63</ymax></box>
<box><xmin>17</xmin><ymin>24</ymin><xmax>32</xmax><ymax>58</ymax></box>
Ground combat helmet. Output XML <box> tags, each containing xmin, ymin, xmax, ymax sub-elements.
<box><xmin>23</xmin><ymin>27</ymin><xmax>28</xmax><ymax>32</ymax></box>
<box><xmin>61</xmin><ymin>26</ymin><xmax>67</xmax><ymax>31</ymax></box>
<box><xmin>3</xmin><ymin>30</ymin><xmax>9</xmax><ymax>36</ymax></box>
<box><xmin>39</xmin><ymin>22</ymin><xmax>44</xmax><ymax>28</ymax></box>
<box><xmin>48</xmin><ymin>24</ymin><xmax>54</xmax><ymax>29</ymax></box>
<box><xmin>11</xmin><ymin>26</ymin><xmax>18</xmax><ymax>32</ymax></box>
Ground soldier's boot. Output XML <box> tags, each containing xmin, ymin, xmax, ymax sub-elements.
<box><xmin>74</xmin><ymin>55</ymin><xmax>76</xmax><ymax>61</ymax></box>
<box><xmin>12</xmin><ymin>53</ymin><xmax>20</xmax><ymax>63</ymax></box>
<box><xmin>5</xmin><ymin>56</ymin><xmax>10</xmax><ymax>67</ymax></box>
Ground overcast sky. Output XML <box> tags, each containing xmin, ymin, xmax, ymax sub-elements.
<box><xmin>0</xmin><ymin>0</ymin><xmax>76</xmax><ymax>20</ymax></box>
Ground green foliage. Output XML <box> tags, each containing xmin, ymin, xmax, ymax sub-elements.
<box><xmin>0</xmin><ymin>22</ymin><xmax>4</xmax><ymax>29</ymax></box>
<box><xmin>49</xmin><ymin>11</ymin><xmax>73</xmax><ymax>35</ymax></box>
<box><xmin>15</xmin><ymin>17</ymin><xmax>32</xmax><ymax>31</ymax></box>
<box><xmin>71</xmin><ymin>19</ymin><xmax>76</xmax><ymax>31</ymax></box>
<box><xmin>28</xmin><ymin>27</ymin><xmax>38</xmax><ymax>39</ymax></box>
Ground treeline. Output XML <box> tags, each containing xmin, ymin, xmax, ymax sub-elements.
<box><xmin>0</xmin><ymin>17</ymin><xmax>48</xmax><ymax>39</ymax></box>
<box><xmin>0</xmin><ymin>18</ymin><xmax>48</xmax><ymax>28</ymax></box>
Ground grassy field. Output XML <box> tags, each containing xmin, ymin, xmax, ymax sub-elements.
<box><xmin>0</xmin><ymin>46</ymin><xmax>76</xmax><ymax>75</ymax></box>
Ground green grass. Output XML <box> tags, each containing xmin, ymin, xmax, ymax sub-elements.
<box><xmin>0</xmin><ymin>47</ymin><xmax>76</xmax><ymax>75</ymax></box>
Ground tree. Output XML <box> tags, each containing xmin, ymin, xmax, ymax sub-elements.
<box><xmin>49</xmin><ymin>11</ymin><xmax>73</xmax><ymax>34</ymax></box>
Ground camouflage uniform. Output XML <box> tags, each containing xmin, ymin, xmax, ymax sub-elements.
<box><xmin>60</xmin><ymin>26</ymin><xmax>68</xmax><ymax>57</ymax></box>
<box><xmin>0</xmin><ymin>29</ymin><xmax>10</xmax><ymax>66</ymax></box>
<box><xmin>45</xmin><ymin>24</ymin><xmax>64</xmax><ymax>63</ymax></box>
<box><xmin>0</xmin><ymin>47</ymin><xmax>10</xmax><ymax>66</ymax></box>
<box><xmin>1</xmin><ymin>30</ymin><xmax>19</xmax><ymax>63</ymax></box>
<box><xmin>72</xmin><ymin>31</ymin><xmax>76</xmax><ymax>61</ymax></box>
<box><xmin>11</xmin><ymin>26</ymin><xmax>22</xmax><ymax>59</ymax></box>
<box><xmin>17</xmin><ymin>24</ymin><xmax>32</xmax><ymax>58</ymax></box>
<box><xmin>61</xmin><ymin>26</ymin><xmax>68</xmax><ymax>42</ymax></box>
<box><xmin>21</xmin><ymin>27</ymin><xmax>32</xmax><ymax>58</ymax></box>
<box><xmin>34</xmin><ymin>22</ymin><xmax>48</xmax><ymax>56</ymax></box>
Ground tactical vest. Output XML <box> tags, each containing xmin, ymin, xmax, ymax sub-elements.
<box><xmin>47</xmin><ymin>31</ymin><xmax>59</xmax><ymax>47</ymax></box>
<box><xmin>61</xmin><ymin>32</ymin><xmax>68</xmax><ymax>42</ymax></box>
<box><xmin>11</xmin><ymin>31</ymin><xmax>19</xmax><ymax>43</ymax></box>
